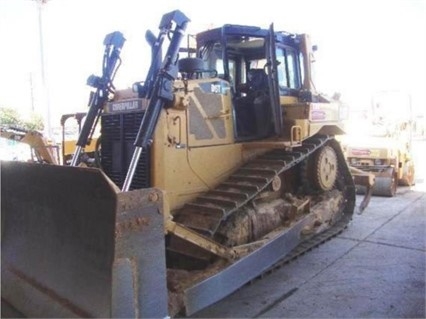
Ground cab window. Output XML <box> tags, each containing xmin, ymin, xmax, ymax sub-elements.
<box><xmin>276</xmin><ymin>46</ymin><xmax>301</xmax><ymax>91</ymax></box>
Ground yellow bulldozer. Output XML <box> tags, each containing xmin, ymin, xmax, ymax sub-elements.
<box><xmin>2</xmin><ymin>10</ymin><xmax>367</xmax><ymax>317</ymax></box>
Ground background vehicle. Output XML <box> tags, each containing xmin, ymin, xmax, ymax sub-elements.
<box><xmin>0</xmin><ymin>125</ymin><xmax>59</xmax><ymax>164</ymax></box>
<box><xmin>2</xmin><ymin>10</ymin><xmax>359</xmax><ymax>318</ymax></box>
<box><xmin>0</xmin><ymin>114</ymin><xmax>99</xmax><ymax>166</ymax></box>
<box><xmin>344</xmin><ymin>91</ymin><xmax>415</xmax><ymax>196</ymax></box>
<box><xmin>60</xmin><ymin>112</ymin><xmax>99</xmax><ymax>165</ymax></box>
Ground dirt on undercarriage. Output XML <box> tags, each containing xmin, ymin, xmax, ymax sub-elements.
<box><xmin>167</xmin><ymin>189</ymin><xmax>344</xmax><ymax>316</ymax></box>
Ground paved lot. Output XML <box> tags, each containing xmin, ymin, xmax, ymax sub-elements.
<box><xmin>190</xmin><ymin>140</ymin><xmax>426</xmax><ymax>318</ymax></box>
<box><xmin>189</xmin><ymin>190</ymin><xmax>425</xmax><ymax>318</ymax></box>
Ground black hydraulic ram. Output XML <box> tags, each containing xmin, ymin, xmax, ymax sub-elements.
<box><xmin>70</xmin><ymin>31</ymin><xmax>125</xmax><ymax>166</ymax></box>
<box><xmin>122</xmin><ymin>10</ymin><xmax>190</xmax><ymax>191</ymax></box>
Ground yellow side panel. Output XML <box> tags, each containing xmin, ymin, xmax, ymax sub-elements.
<box><xmin>152</xmin><ymin>108</ymin><xmax>242</xmax><ymax>211</ymax></box>
<box><xmin>186</xmin><ymin>143</ymin><xmax>243</xmax><ymax>192</ymax></box>
<box><xmin>284</xmin><ymin>102</ymin><xmax>345</xmax><ymax>139</ymax></box>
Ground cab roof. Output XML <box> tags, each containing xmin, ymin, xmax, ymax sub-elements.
<box><xmin>196</xmin><ymin>24</ymin><xmax>301</xmax><ymax>48</ymax></box>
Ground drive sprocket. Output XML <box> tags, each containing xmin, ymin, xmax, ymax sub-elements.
<box><xmin>311</xmin><ymin>145</ymin><xmax>338</xmax><ymax>191</ymax></box>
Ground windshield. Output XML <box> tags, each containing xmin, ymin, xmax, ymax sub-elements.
<box><xmin>199</xmin><ymin>35</ymin><xmax>302</xmax><ymax>96</ymax></box>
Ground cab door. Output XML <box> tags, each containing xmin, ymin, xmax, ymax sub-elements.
<box><xmin>265</xmin><ymin>24</ymin><xmax>283</xmax><ymax>136</ymax></box>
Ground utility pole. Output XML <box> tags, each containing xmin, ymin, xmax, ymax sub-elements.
<box><xmin>34</xmin><ymin>0</ymin><xmax>52</xmax><ymax>138</ymax></box>
<box><xmin>29</xmin><ymin>72</ymin><xmax>35</xmax><ymax>112</ymax></box>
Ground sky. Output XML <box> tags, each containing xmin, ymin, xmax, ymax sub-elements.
<box><xmin>0</xmin><ymin>0</ymin><xmax>425</xmax><ymax>137</ymax></box>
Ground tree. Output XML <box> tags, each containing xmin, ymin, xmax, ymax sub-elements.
<box><xmin>0</xmin><ymin>107</ymin><xmax>44</xmax><ymax>131</ymax></box>
<box><xmin>0</xmin><ymin>107</ymin><xmax>22</xmax><ymax>127</ymax></box>
<box><xmin>23</xmin><ymin>113</ymin><xmax>44</xmax><ymax>131</ymax></box>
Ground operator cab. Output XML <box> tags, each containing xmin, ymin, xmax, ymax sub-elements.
<box><xmin>196</xmin><ymin>25</ymin><xmax>304</xmax><ymax>141</ymax></box>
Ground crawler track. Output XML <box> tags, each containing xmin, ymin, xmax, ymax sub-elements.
<box><xmin>174</xmin><ymin>135</ymin><xmax>353</xmax><ymax>236</ymax></box>
<box><xmin>171</xmin><ymin>135</ymin><xmax>356</xmax><ymax>316</ymax></box>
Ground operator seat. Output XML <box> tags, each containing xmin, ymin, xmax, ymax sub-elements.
<box><xmin>234</xmin><ymin>68</ymin><xmax>269</xmax><ymax>137</ymax></box>
<box><xmin>246</xmin><ymin>68</ymin><xmax>268</xmax><ymax>92</ymax></box>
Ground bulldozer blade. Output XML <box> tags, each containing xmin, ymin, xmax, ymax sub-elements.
<box><xmin>354</xmin><ymin>167</ymin><xmax>396</xmax><ymax>198</ymax></box>
<box><xmin>350</xmin><ymin>167</ymin><xmax>375</xmax><ymax>213</ymax></box>
<box><xmin>358</xmin><ymin>182</ymin><xmax>374</xmax><ymax>213</ymax></box>
<box><xmin>1</xmin><ymin>161</ymin><xmax>168</xmax><ymax>318</ymax></box>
